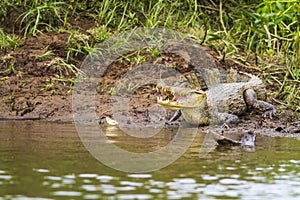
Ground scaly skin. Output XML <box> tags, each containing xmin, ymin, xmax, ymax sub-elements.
<box><xmin>157</xmin><ymin>69</ymin><xmax>276</xmax><ymax>126</ymax></box>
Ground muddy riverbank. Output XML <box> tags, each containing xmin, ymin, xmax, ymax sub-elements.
<box><xmin>0</xmin><ymin>32</ymin><xmax>299</xmax><ymax>137</ymax></box>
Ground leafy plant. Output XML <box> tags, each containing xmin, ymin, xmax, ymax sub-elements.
<box><xmin>18</xmin><ymin>0</ymin><xmax>65</xmax><ymax>36</ymax></box>
<box><xmin>0</xmin><ymin>29</ymin><xmax>22</xmax><ymax>50</ymax></box>
<box><xmin>47</xmin><ymin>57</ymin><xmax>86</xmax><ymax>79</ymax></box>
<box><xmin>86</xmin><ymin>26</ymin><xmax>112</xmax><ymax>43</ymax></box>
<box><xmin>65</xmin><ymin>30</ymin><xmax>94</xmax><ymax>61</ymax></box>
<box><xmin>35</xmin><ymin>50</ymin><xmax>54</xmax><ymax>60</ymax></box>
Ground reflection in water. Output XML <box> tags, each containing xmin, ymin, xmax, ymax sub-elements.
<box><xmin>1</xmin><ymin>121</ymin><xmax>300</xmax><ymax>199</ymax></box>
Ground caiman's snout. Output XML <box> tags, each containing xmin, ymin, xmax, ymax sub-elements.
<box><xmin>156</xmin><ymin>83</ymin><xmax>206</xmax><ymax>110</ymax></box>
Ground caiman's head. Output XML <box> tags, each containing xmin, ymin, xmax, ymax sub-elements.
<box><xmin>156</xmin><ymin>82</ymin><xmax>207</xmax><ymax>110</ymax></box>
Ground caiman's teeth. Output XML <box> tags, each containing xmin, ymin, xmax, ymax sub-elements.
<box><xmin>157</xmin><ymin>96</ymin><xmax>171</xmax><ymax>104</ymax></box>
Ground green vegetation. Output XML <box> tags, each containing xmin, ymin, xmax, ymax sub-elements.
<box><xmin>120</xmin><ymin>47</ymin><xmax>162</xmax><ymax>69</ymax></box>
<box><xmin>17</xmin><ymin>1</ymin><xmax>65</xmax><ymax>36</ymax></box>
<box><xmin>0</xmin><ymin>0</ymin><xmax>299</xmax><ymax>113</ymax></box>
<box><xmin>0</xmin><ymin>29</ymin><xmax>22</xmax><ymax>50</ymax></box>
<box><xmin>109</xmin><ymin>80</ymin><xmax>136</xmax><ymax>96</ymax></box>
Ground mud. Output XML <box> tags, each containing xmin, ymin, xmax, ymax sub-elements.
<box><xmin>0</xmin><ymin>31</ymin><xmax>299</xmax><ymax>137</ymax></box>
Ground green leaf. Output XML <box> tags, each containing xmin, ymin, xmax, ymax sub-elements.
<box><xmin>274</xmin><ymin>17</ymin><xmax>284</xmax><ymax>25</ymax></box>
<box><xmin>276</xmin><ymin>2</ymin><xmax>285</xmax><ymax>12</ymax></box>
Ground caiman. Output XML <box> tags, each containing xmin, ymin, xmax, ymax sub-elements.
<box><xmin>157</xmin><ymin>43</ymin><xmax>276</xmax><ymax>126</ymax></box>
<box><xmin>157</xmin><ymin>69</ymin><xmax>276</xmax><ymax>125</ymax></box>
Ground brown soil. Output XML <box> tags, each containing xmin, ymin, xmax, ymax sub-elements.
<box><xmin>0</xmin><ymin>33</ymin><xmax>74</xmax><ymax>121</ymax></box>
<box><xmin>0</xmin><ymin>30</ymin><xmax>299</xmax><ymax>137</ymax></box>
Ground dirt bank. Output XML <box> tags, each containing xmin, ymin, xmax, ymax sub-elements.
<box><xmin>0</xmin><ymin>32</ymin><xmax>299</xmax><ymax>137</ymax></box>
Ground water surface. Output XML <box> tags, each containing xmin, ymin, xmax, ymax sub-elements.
<box><xmin>1</xmin><ymin>121</ymin><xmax>300</xmax><ymax>199</ymax></box>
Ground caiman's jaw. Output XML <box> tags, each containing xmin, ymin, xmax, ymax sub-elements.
<box><xmin>156</xmin><ymin>83</ymin><xmax>206</xmax><ymax>110</ymax></box>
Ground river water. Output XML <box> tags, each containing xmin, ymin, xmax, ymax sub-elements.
<box><xmin>1</xmin><ymin>121</ymin><xmax>300</xmax><ymax>199</ymax></box>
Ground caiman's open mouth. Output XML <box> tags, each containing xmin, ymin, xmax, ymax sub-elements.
<box><xmin>156</xmin><ymin>87</ymin><xmax>180</xmax><ymax>110</ymax></box>
<box><xmin>156</xmin><ymin>83</ymin><xmax>206</xmax><ymax>110</ymax></box>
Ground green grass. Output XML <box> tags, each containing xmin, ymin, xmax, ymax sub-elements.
<box><xmin>0</xmin><ymin>0</ymin><xmax>299</xmax><ymax>114</ymax></box>
<box><xmin>0</xmin><ymin>54</ymin><xmax>15</xmax><ymax>75</ymax></box>
<box><xmin>109</xmin><ymin>80</ymin><xmax>137</xmax><ymax>96</ymax></box>
<box><xmin>47</xmin><ymin>57</ymin><xmax>85</xmax><ymax>78</ymax></box>
<box><xmin>0</xmin><ymin>29</ymin><xmax>22</xmax><ymax>50</ymax></box>
<box><xmin>63</xmin><ymin>29</ymin><xmax>93</xmax><ymax>62</ymax></box>
<box><xmin>17</xmin><ymin>0</ymin><xmax>65</xmax><ymax>36</ymax></box>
